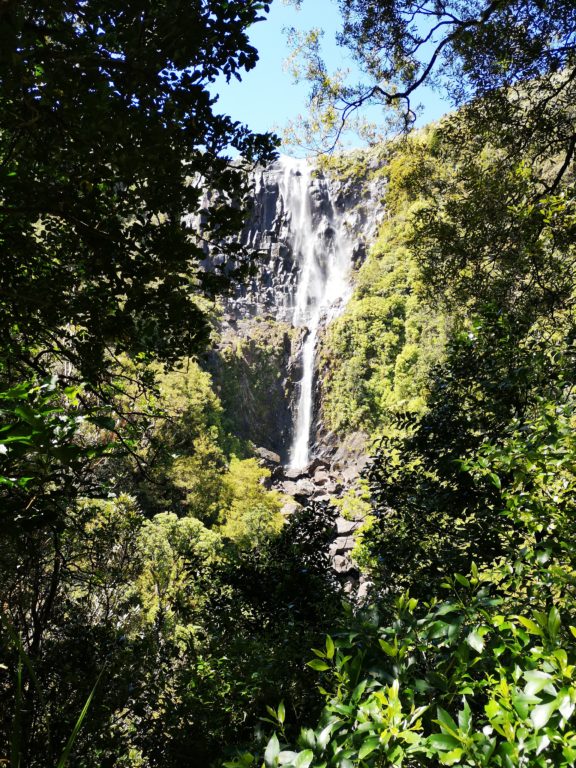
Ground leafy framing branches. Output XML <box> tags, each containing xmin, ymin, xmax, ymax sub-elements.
<box><xmin>0</xmin><ymin>0</ymin><xmax>279</xmax><ymax>380</ymax></box>
<box><xmin>282</xmin><ymin>0</ymin><xmax>576</xmax><ymax>156</ymax></box>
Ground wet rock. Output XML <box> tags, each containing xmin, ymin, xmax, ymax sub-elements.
<box><xmin>308</xmin><ymin>456</ymin><xmax>330</xmax><ymax>474</ymax></box>
<box><xmin>283</xmin><ymin>466</ymin><xmax>308</xmax><ymax>481</ymax></box>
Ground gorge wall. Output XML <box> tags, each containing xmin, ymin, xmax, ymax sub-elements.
<box><xmin>208</xmin><ymin>153</ymin><xmax>387</xmax><ymax>467</ymax></box>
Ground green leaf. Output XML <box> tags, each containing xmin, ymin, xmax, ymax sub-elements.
<box><xmin>466</xmin><ymin>630</ymin><xmax>485</xmax><ymax>653</ymax></box>
<box><xmin>531</xmin><ymin>700</ymin><xmax>557</xmax><ymax>730</ymax></box>
<box><xmin>489</xmin><ymin>472</ymin><xmax>501</xmax><ymax>489</ymax></box>
<box><xmin>524</xmin><ymin>670</ymin><xmax>553</xmax><ymax>696</ymax></box>
<box><xmin>436</xmin><ymin>707</ymin><xmax>459</xmax><ymax>737</ymax></box>
<box><xmin>307</xmin><ymin>659</ymin><xmax>330</xmax><ymax>671</ymax></box>
<box><xmin>277</xmin><ymin>701</ymin><xmax>285</xmax><ymax>725</ymax></box>
<box><xmin>516</xmin><ymin>616</ymin><xmax>543</xmax><ymax>635</ymax></box>
<box><xmin>379</xmin><ymin>639</ymin><xmax>397</xmax><ymax>656</ymax></box>
<box><xmin>325</xmin><ymin>635</ymin><xmax>335</xmax><ymax>660</ymax></box>
<box><xmin>358</xmin><ymin>737</ymin><xmax>380</xmax><ymax>760</ymax></box>
<box><xmin>439</xmin><ymin>748</ymin><xmax>463</xmax><ymax>765</ymax></box>
<box><xmin>458</xmin><ymin>698</ymin><xmax>472</xmax><ymax>735</ymax></box>
<box><xmin>294</xmin><ymin>751</ymin><xmax>314</xmax><ymax>768</ymax></box>
<box><xmin>548</xmin><ymin>606</ymin><xmax>561</xmax><ymax>641</ymax></box>
<box><xmin>264</xmin><ymin>734</ymin><xmax>280</xmax><ymax>768</ymax></box>
<box><xmin>428</xmin><ymin>734</ymin><xmax>461</xmax><ymax>751</ymax></box>
<box><xmin>56</xmin><ymin>666</ymin><xmax>105</xmax><ymax>768</ymax></box>
<box><xmin>454</xmin><ymin>573</ymin><xmax>470</xmax><ymax>588</ymax></box>
<box><xmin>87</xmin><ymin>415</ymin><xmax>117</xmax><ymax>430</ymax></box>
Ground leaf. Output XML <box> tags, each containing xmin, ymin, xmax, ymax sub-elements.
<box><xmin>524</xmin><ymin>670</ymin><xmax>553</xmax><ymax>696</ymax></box>
<box><xmin>548</xmin><ymin>606</ymin><xmax>561</xmax><ymax>641</ymax></box>
<box><xmin>489</xmin><ymin>472</ymin><xmax>501</xmax><ymax>489</ymax></box>
<box><xmin>439</xmin><ymin>748</ymin><xmax>463</xmax><ymax>765</ymax></box>
<box><xmin>454</xmin><ymin>573</ymin><xmax>470</xmax><ymax>588</ymax></box>
<box><xmin>307</xmin><ymin>659</ymin><xmax>330</xmax><ymax>671</ymax></box>
<box><xmin>264</xmin><ymin>734</ymin><xmax>280</xmax><ymax>768</ymax></box>
<box><xmin>557</xmin><ymin>689</ymin><xmax>575</xmax><ymax>721</ymax></box>
<box><xmin>436</xmin><ymin>707</ymin><xmax>459</xmax><ymax>737</ymax></box>
<box><xmin>87</xmin><ymin>415</ymin><xmax>117</xmax><ymax>430</ymax></box>
<box><xmin>531</xmin><ymin>700</ymin><xmax>557</xmax><ymax>730</ymax></box>
<box><xmin>379</xmin><ymin>639</ymin><xmax>397</xmax><ymax>656</ymax></box>
<box><xmin>466</xmin><ymin>630</ymin><xmax>485</xmax><ymax>653</ymax></box>
<box><xmin>358</xmin><ymin>737</ymin><xmax>380</xmax><ymax>760</ymax></box>
<box><xmin>278</xmin><ymin>701</ymin><xmax>285</xmax><ymax>725</ymax></box>
<box><xmin>325</xmin><ymin>635</ymin><xmax>335</xmax><ymax>660</ymax></box>
<box><xmin>428</xmin><ymin>734</ymin><xmax>460</xmax><ymax>751</ymax></box>
<box><xmin>317</xmin><ymin>721</ymin><xmax>339</xmax><ymax>751</ymax></box>
<box><xmin>294</xmin><ymin>751</ymin><xmax>314</xmax><ymax>768</ymax></box>
<box><xmin>56</xmin><ymin>666</ymin><xmax>105</xmax><ymax>767</ymax></box>
<box><xmin>516</xmin><ymin>616</ymin><xmax>543</xmax><ymax>635</ymax></box>
<box><xmin>458</xmin><ymin>698</ymin><xmax>472</xmax><ymax>735</ymax></box>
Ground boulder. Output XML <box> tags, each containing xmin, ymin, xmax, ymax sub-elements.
<box><xmin>336</xmin><ymin>517</ymin><xmax>361</xmax><ymax>536</ymax></box>
<box><xmin>254</xmin><ymin>446</ymin><xmax>281</xmax><ymax>465</ymax></box>
<box><xmin>313</xmin><ymin>469</ymin><xmax>330</xmax><ymax>485</ymax></box>
<box><xmin>329</xmin><ymin>536</ymin><xmax>355</xmax><ymax>556</ymax></box>
<box><xmin>281</xmin><ymin>500</ymin><xmax>301</xmax><ymax>517</ymax></box>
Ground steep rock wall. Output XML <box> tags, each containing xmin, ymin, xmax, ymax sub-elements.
<box><xmin>210</xmin><ymin>152</ymin><xmax>387</xmax><ymax>463</ymax></box>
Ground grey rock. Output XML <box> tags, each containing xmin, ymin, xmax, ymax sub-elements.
<box><xmin>356</xmin><ymin>580</ymin><xmax>374</xmax><ymax>604</ymax></box>
<box><xmin>281</xmin><ymin>500</ymin><xmax>301</xmax><ymax>517</ymax></box>
<box><xmin>329</xmin><ymin>536</ymin><xmax>355</xmax><ymax>555</ymax></box>
<box><xmin>281</xmin><ymin>480</ymin><xmax>300</xmax><ymax>496</ymax></box>
<box><xmin>296</xmin><ymin>478</ymin><xmax>316</xmax><ymax>496</ymax></box>
<box><xmin>333</xmin><ymin>554</ymin><xmax>353</xmax><ymax>573</ymax></box>
<box><xmin>336</xmin><ymin>517</ymin><xmax>361</xmax><ymax>536</ymax></box>
<box><xmin>313</xmin><ymin>469</ymin><xmax>330</xmax><ymax>485</ymax></box>
<box><xmin>283</xmin><ymin>467</ymin><xmax>308</xmax><ymax>481</ymax></box>
<box><xmin>254</xmin><ymin>446</ymin><xmax>281</xmax><ymax>465</ymax></box>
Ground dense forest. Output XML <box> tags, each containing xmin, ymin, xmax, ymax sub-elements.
<box><xmin>1</xmin><ymin>1</ymin><xmax>576</xmax><ymax>767</ymax></box>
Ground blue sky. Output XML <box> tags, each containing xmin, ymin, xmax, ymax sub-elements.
<box><xmin>212</xmin><ymin>0</ymin><xmax>451</xmax><ymax>154</ymax></box>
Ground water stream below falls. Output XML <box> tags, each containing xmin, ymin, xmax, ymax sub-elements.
<box><xmin>279</xmin><ymin>157</ymin><xmax>353</xmax><ymax>469</ymax></box>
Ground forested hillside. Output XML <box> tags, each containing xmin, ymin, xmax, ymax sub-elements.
<box><xmin>1</xmin><ymin>1</ymin><xmax>576</xmax><ymax>767</ymax></box>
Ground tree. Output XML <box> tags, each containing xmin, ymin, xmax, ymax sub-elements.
<box><xmin>0</xmin><ymin>0</ymin><xmax>278</xmax><ymax>381</ymax></box>
<box><xmin>285</xmin><ymin>0</ymin><xmax>576</xmax><ymax>163</ymax></box>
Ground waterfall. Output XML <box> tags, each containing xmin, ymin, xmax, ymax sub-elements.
<box><xmin>278</xmin><ymin>157</ymin><xmax>353</xmax><ymax>469</ymax></box>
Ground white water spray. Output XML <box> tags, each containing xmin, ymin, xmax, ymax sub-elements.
<box><xmin>279</xmin><ymin>157</ymin><xmax>353</xmax><ymax>469</ymax></box>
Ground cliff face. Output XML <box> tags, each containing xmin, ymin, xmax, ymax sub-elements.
<box><xmin>209</xmin><ymin>153</ymin><xmax>386</xmax><ymax>463</ymax></box>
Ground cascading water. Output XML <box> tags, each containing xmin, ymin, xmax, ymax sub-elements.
<box><xmin>279</xmin><ymin>157</ymin><xmax>353</xmax><ymax>469</ymax></box>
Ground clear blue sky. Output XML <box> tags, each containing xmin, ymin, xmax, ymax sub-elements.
<box><xmin>212</xmin><ymin>0</ymin><xmax>450</xmax><ymax>154</ymax></box>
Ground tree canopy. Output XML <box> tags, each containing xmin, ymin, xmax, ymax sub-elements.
<box><xmin>284</xmin><ymin>0</ymin><xmax>576</xmax><ymax>156</ymax></box>
<box><xmin>0</xmin><ymin>0</ymin><xmax>278</xmax><ymax>380</ymax></box>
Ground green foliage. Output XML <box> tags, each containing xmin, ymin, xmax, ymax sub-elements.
<box><xmin>0</xmin><ymin>0</ymin><xmax>278</xmax><ymax>380</ymax></box>
<box><xmin>211</xmin><ymin>319</ymin><xmax>297</xmax><ymax>456</ymax></box>
<box><xmin>136</xmin><ymin>511</ymin><xmax>223</xmax><ymax>632</ymax></box>
<box><xmin>234</xmin><ymin>397</ymin><xmax>576</xmax><ymax>766</ymax></box>
<box><xmin>320</xmin><ymin>144</ymin><xmax>446</xmax><ymax>436</ymax></box>
<box><xmin>219</xmin><ymin>457</ymin><xmax>284</xmax><ymax>549</ymax></box>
